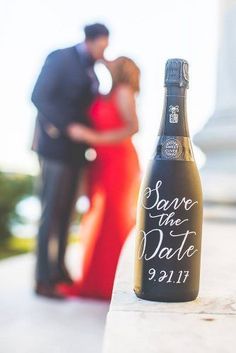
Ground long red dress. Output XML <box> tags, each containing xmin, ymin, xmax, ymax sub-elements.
<box><xmin>62</xmin><ymin>89</ymin><xmax>140</xmax><ymax>300</ymax></box>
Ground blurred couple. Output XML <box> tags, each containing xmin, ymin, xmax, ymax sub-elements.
<box><xmin>31</xmin><ymin>23</ymin><xmax>140</xmax><ymax>300</ymax></box>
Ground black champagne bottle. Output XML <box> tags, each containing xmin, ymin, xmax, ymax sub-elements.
<box><xmin>134</xmin><ymin>59</ymin><xmax>203</xmax><ymax>302</ymax></box>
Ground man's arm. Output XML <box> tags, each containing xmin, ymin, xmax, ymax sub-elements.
<box><xmin>31</xmin><ymin>51</ymin><xmax>69</xmax><ymax>133</ymax></box>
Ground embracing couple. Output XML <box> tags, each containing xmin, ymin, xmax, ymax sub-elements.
<box><xmin>31</xmin><ymin>23</ymin><xmax>140</xmax><ymax>300</ymax></box>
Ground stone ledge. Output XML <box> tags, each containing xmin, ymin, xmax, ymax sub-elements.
<box><xmin>103</xmin><ymin>311</ymin><xmax>235</xmax><ymax>353</ymax></box>
<box><xmin>102</xmin><ymin>221</ymin><xmax>236</xmax><ymax>353</ymax></box>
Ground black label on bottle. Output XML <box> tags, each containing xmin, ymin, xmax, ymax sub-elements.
<box><xmin>154</xmin><ymin>136</ymin><xmax>194</xmax><ymax>161</ymax></box>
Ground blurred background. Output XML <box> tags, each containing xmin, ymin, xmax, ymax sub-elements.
<box><xmin>0</xmin><ymin>0</ymin><xmax>220</xmax><ymax>255</ymax></box>
<box><xmin>0</xmin><ymin>0</ymin><xmax>236</xmax><ymax>352</ymax></box>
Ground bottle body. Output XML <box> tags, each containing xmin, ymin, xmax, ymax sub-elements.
<box><xmin>134</xmin><ymin>59</ymin><xmax>203</xmax><ymax>302</ymax></box>
<box><xmin>134</xmin><ymin>156</ymin><xmax>203</xmax><ymax>302</ymax></box>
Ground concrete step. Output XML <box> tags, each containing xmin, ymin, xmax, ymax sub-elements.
<box><xmin>0</xmin><ymin>248</ymin><xmax>109</xmax><ymax>353</ymax></box>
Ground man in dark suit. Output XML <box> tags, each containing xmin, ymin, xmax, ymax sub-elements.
<box><xmin>31</xmin><ymin>23</ymin><xmax>109</xmax><ymax>298</ymax></box>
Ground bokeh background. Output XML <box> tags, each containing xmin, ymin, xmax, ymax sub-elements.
<box><xmin>1</xmin><ymin>0</ymin><xmax>218</xmax><ymax>174</ymax></box>
<box><xmin>0</xmin><ymin>0</ymin><xmax>220</xmax><ymax>251</ymax></box>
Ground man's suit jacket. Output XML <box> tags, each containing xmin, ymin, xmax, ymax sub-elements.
<box><xmin>31</xmin><ymin>45</ymin><xmax>98</xmax><ymax>165</ymax></box>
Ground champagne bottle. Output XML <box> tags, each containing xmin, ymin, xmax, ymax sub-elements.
<box><xmin>134</xmin><ymin>59</ymin><xmax>203</xmax><ymax>302</ymax></box>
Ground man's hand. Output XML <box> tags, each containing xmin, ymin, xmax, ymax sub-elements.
<box><xmin>67</xmin><ymin>123</ymin><xmax>95</xmax><ymax>143</ymax></box>
<box><xmin>44</xmin><ymin>123</ymin><xmax>61</xmax><ymax>138</ymax></box>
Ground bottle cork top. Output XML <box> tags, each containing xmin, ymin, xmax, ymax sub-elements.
<box><xmin>164</xmin><ymin>58</ymin><xmax>189</xmax><ymax>88</ymax></box>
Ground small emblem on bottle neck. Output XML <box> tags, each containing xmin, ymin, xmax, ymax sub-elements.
<box><xmin>153</xmin><ymin>136</ymin><xmax>194</xmax><ymax>162</ymax></box>
<box><xmin>169</xmin><ymin>105</ymin><xmax>179</xmax><ymax>123</ymax></box>
<box><xmin>162</xmin><ymin>138</ymin><xmax>182</xmax><ymax>159</ymax></box>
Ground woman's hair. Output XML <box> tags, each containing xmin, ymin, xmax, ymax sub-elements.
<box><xmin>108</xmin><ymin>56</ymin><xmax>140</xmax><ymax>93</ymax></box>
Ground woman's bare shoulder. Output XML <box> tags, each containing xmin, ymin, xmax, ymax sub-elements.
<box><xmin>114</xmin><ymin>84</ymin><xmax>134</xmax><ymax>103</ymax></box>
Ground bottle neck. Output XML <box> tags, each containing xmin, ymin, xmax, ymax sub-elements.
<box><xmin>159</xmin><ymin>86</ymin><xmax>189</xmax><ymax>137</ymax></box>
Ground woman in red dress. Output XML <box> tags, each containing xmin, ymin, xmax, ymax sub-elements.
<box><xmin>62</xmin><ymin>57</ymin><xmax>141</xmax><ymax>300</ymax></box>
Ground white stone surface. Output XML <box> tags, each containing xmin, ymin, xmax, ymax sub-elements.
<box><xmin>103</xmin><ymin>221</ymin><xmax>236</xmax><ymax>353</ymax></box>
<box><xmin>0</xmin><ymin>248</ymin><xmax>109</xmax><ymax>353</ymax></box>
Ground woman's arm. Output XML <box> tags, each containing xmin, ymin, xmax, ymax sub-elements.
<box><xmin>67</xmin><ymin>85</ymin><xmax>139</xmax><ymax>145</ymax></box>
